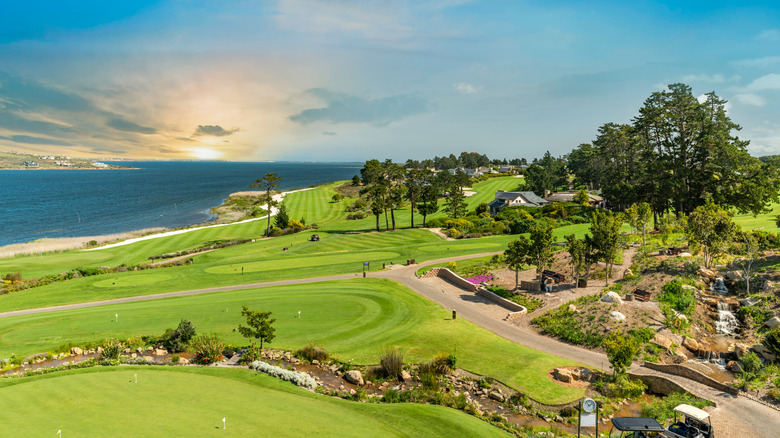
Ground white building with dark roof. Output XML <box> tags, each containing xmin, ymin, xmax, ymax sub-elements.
<box><xmin>488</xmin><ymin>190</ymin><xmax>548</xmax><ymax>215</ymax></box>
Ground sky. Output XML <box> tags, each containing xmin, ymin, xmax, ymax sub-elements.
<box><xmin>1</xmin><ymin>0</ymin><xmax>779</xmax><ymax>162</ymax></box>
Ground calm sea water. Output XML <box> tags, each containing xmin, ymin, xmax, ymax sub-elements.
<box><xmin>0</xmin><ymin>161</ymin><xmax>360</xmax><ymax>247</ymax></box>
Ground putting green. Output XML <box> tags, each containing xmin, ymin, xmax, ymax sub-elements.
<box><xmin>205</xmin><ymin>251</ymin><xmax>399</xmax><ymax>274</ymax></box>
<box><xmin>92</xmin><ymin>273</ymin><xmax>172</xmax><ymax>288</ymax></box>
<box><xmin>0</xmin><ymin>367</ymin><xmax>509</xmax><ymax>437</ymax></box>
<box><xmin>0</xmin><ymin>279</ymin><xmax>584</xmax><ymax>404</ymax></box>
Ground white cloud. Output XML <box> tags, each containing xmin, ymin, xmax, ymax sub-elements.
<box><xmin>682</xmin><ymin>74</ymin><xmax>725</xmax><ymax>83</ymax></box>
<box><xmin>732</xmin><ymin>56</ymin><xmax>780</xmax><ymax>69</ymax></box>
<box><xmin>733</xmin><ymin>93</ymin><xmax>767</xmax><ymax>107</ymax></box>
<box><xmin>452</xmin><ymin>82</ymin><xmax>479</xmax><ymax>95</ymax></box>
<box><xmin>744</xmin><ymin>73</ymin><xmax>780</xmax><ymax>92</ymax></box>
<box><xmin>757</xmin><ymin>29</ymin><xmax>780</xmax><ymax>41</ymax></box>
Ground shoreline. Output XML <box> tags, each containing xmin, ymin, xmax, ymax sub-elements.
<box><xmin>0</xmin><ymin>187</ymin><xmax>314</xmax><ymax>258</ymax></box>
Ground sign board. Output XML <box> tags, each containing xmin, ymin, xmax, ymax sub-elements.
<box><xmin>363</xmin><ymin>262</ymin><xmax>369</xmax><ymax>266</ymax></box>
<box><xmin>580</xmin><ymin>412</ymin><xmax>597</xmax><ymax>427</ymax></box>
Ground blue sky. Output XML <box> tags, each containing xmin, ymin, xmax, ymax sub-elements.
<box><xmin>1</xmin><ymin>0</ymin><xmax>779</xmax><ymax>161</ymax></box>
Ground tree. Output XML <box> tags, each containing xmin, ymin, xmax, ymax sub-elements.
<box><xmin>504</xmin><ymin>239</ymin><xmax>527</xmax><ymax>290</ymax></box>
<box><xmin>625</xmin><ymin>202</ymin><xmax>652</xmax><ymax>246</ymax></box>
<box><xmin>164</xmin><ymin>319</ymin><xmax>197</xmax><ymax>353</ymax></box>
<box><xmin>417</xmin><ymin>184</ymin><xmax>439</xmax><ymax>227</ymax></box>
<box><xmin>361</xmin><ymin>159</ymin><xmax>389</xmax><ymax>231</ymax></box>
<box><xmin>406</xmin><ymin>168</ymin><xmax>431</xmax><ymax>228</ymax></box>
<box><xmin>523</xmin><ymin>151</ymin><xmax>568</xmax><ymax>196</ymax></box>
<box><xmin>250</xmin><ymin>173</ymin><xmax>282</xmax><ymax>236</ymax></box>
<box><xmin>504</xmin><ymin>223</ymin><xmax>555</xmax><ymax>289</ymax></box>
<box><xmin>686</xmin><ymin>200</ymin><xmax>737</xmax><ymax>268</ymax></box>
<box><xmin>587</xmin><ymin>210</ymin><xmax>624</xmax><ymax>286</ymax></box>
<box><xmin>384</xmin><ymin>160</ymin><xmax>407</xmax><ymax>230</ymax></box>
<box><xmin>603</xmin><ymin>330</ymin><xmax>640</xmax><ymax>377</ymax></box>
<box><xmin>237</xmin><ymin>306</ymin><xmax>276</xmax><ymax>350</ymax></box>
<box><xmin>443</xmin><ymin>184</ymin><xmax>467</xmax><ymax>219</ymax></box>
<box><xmin>734</xmin><ymin>232</ymin><xmax>761</xmax><ymax>295</ymax></box>
<box><xmin>274</xmin><ymin>201</ymin><xmax>289</xmax><ymax>229</ymax></box>
<box><xmin>565</xmin><ymin>234</ymin><xmax>594</xmax><ymax>287</ymax></box>
<box><xmin>351</xmin><ymin>175</ymin><xmax>362</xmax><ymax>186</ymax></box>
<box><xmin>573</xmin><ymin>189</ymin><xmax>589</xmax><ymax>206</ymax></box>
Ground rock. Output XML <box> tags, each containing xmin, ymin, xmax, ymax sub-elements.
<box><xmin>735</xmin><ymin>343</ymin><xmax>750</xmax><ymax>359</ymax></box>
<box><xmin>601</xmin><ymin>291</ymin><xmax>624</xmax><ymax>305</ymax></box>
<box><xmin>489</xmin><ymin>391</ymin><xmax>505</xmax><ymax>402</ymax></box>
<box><xmin>682</xmin><ymin>337</ymin><xmax>699</xmax><ymax>353</ymax></box>
<box><xmin>699</xmin><ymin>266</ymin><xmax>718</xmax><ymax>280</ymax></box>
<box><xmin>177</xmin><ymin>357</ymin><xmax>190</xmax><ymax>364</ymax></box>
<box><xmin>553</xmin><ymin>368</ymin><xmax>573</xmax><ymax>383</ymax></box>
<box><xmin>349</xmin><ymin>389</ymin><xmax>356</xmax><ymax>396</ymax></box>
<box><xmin>96</xmin><ymin>347</ymin><xmax>104</xmax><ymax>355</ymax></box>
<box><xmin>154</xmin><ymin>348</ymin><xmax>167</xmax><ymax>356</ymax></box>
<box><xmin>136</xmin><ymin>347</ymin><xmax>144</xmax><ymax>354</ymax></box>
<box><xmin>123</xmin><ymin>348</ymin><xmax>131</xmax><ymax>354</ymax></box>
<box><xmin>131</xmin><ymin>353</ymin><xmax>137</xmax><ymax>358</ymax></box>
<box><xmin>311</xmin><ymin>359</ymin><xmax>320</xmax><ymax>365</ymax></box>
<box><xmin>740</xmin><ymin>297</ymin><xmax>760</xmax><ymax>307</ymax></box>
<box><xmin>652</xmin><ymin>333</ymin><xmax>672</xmax><ymax>350</ymax></box>
<box><xmin>568</xmin><ymin>304</ymin><xmax>577</xmax><ymax>312</ymax></box>
<box><xmin>678</xmin><ymin>252</ymin><xmax>692</xmax><ymax>257</ymax></box>
<box><xmin>727</xmin><ymin>360</ymin><xmax>743</xmax><ymax>373</ymax></box>
<box><xmin>765</xmin><ymin>316</ymin><xmax>780</xmax><ymax>329</ymax></box>
<box><xmin>70</xmin><ymin>347</ymin><xmax>83</xmax><ymax>356</ymax></box>
<box><xmin>401</xmin><ymin>370</ymin><xmax>412</xmax><ymax>381</ymax></box>
<box><xmin>610</xmin><ymin>311</ymin><xmax>626</xmax><ymax>322</ymax></box>
<box><xmin>724</xmin><ymin>271</ymin><xmax>743</xmax><ymax>282</ymax></box>
<box><xmin>344</xmin><ymin>370</ymin><xmax>364</xmax><ymax>386</ymax></box>
<box><xmin>143</xmin><ymin>356</ymin><xmax>155</xmax><ymax>363</ymax></box>
<box><xmin>146</xmin><ymin>346</ymin><xmax>154</xmax><ymax>352</ymax></box>
<box><xmin>623</xmin><ymin>269</ymin><xmax>633</xmax><ymax>279</ymax></box>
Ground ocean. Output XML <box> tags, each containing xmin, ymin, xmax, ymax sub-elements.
<box><xmin>0</xmin><ymin>161</ymin><xmax>361</xmax><ymax>247</ymax></box>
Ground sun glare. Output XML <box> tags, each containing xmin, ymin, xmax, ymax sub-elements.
<box><xmin>190</xmin><ymin>148</ymin><xmax>222</xmax><ymax>160</ymax></box>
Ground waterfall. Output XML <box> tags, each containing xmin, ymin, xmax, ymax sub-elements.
<box><xmin>711</xmin><ymin>277</ymin><xmax>728</xmax><ymax>294</ymax></box>
<box><xmin>715</xmin><ymin>302</ymin><xmax>738</xmax><ymax>335</ymax></box>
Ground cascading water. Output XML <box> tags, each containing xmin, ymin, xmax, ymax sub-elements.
<box><xmin>711</xmin><ymin>277</ymin><xmax>729</xmax><ymax>294</ymax></box>
<box><xmin>715</xmin><ymin>302</ymin><xmax>738</xmax><ymax>335</ymax></box>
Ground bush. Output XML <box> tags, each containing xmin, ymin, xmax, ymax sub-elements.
<box><xmin>764</xmin><ymin>328</ymin><xmax>780</xmax><ymax>356</ymax></box>
<box><xmin>433</xmin><ymin>353</ymin><xmax>456</xmax><ymax>374</ymax></box>
<box><xmin>3</xmin><ymin>272</ymin><xmax>22</xmax><ymax>282</ymax></box>
<box><xmin>346</xmin><ymin>212</ymin><xmax>367</xmax><ymax>220</ymax></box>
<box><xmin>192</xmin><ymin>333</ymin><xmax>225</xmax><ymax>364</ymax></box>
<box><xmin>296</xmin><ymin>344</ymin><xmax>329</xmax><ymax>362</ymax></box>
<box><xmin>164</xmin><ymin>319</ymin><xmax>197</xmax><ymax>353</ymax></box>
<box><xmin>594</xmin><ymin>374</ymin><xmax>647</xmax><ymax>398</ymax></box>
<box><xmin>641</xmin><ymin>392</ymin><xmax>712</xmax><ymax>423</ymax></box>
<box><xmin>444</xmin><ymin>228</ymin><xmax>460</xmax><ymax>238</ymax></box>
<box><xmin>741</xmin><ymin>352</ymin><xmax>764</xmax><ymax>374</ymax></box>
<box><xmin>379</xmin><ymin>348</ymin><xmax>404</xmax><ymax>381</ymax></box>
<box><xmin>99</xmin><ymin>338</ymin><xmax>122</xmax><ymax>360</ymax></box>
<box><xmin>383</xmin><ymin>387</ymin><xmax>400</xmax><ymax>403</ymax></box>
<box><xmin>288</xmin><ymin>220</ymin><xmax>304</xmax><ymax>229</ymax></box>
<box><xmin>239</xmin><ymin>345</ymin><xmax>262</xmax><ymax>364</ymax></box>
<box><xmin>332</xmin><ymin>193</ymin><xmax>344</xmax><ymax>202</ymax></box>
<box><xmin>249</xmin><ymin>360</ymin><xmax>317</xmax><ymax>390</ymax></box>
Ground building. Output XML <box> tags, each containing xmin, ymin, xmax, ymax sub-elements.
<box><xmin>544</xmin><ymin>191</ymin><xmax>605</xmax><ymax>208</ymax></box>
<box><xmin>488</xmin><ymin>190</ymin><xmax>548</xmax><ymax>215</ymax></box>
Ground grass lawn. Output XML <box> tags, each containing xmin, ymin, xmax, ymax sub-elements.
<box><xmin>0</xmin><ymin>222</ymin><xmax>594</xmax><ymax>313</ymax></box>
<box><xmin>0</xmin><ymin>279</ymin><xmax>584</xmax><ymax>404</ymax></box>
<box><xmin>733</xmin><ymin>201</ymin><xmax>780</xmax><ymax>231</ymax></box>
<box><xmin>0</xmin><ymin>366</ymin><xmax>510</xmax><ymax>437</ymax></box>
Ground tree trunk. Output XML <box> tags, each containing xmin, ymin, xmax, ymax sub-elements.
<box><xmin>384</xmin><ymin>208</ymin><xmax>389</xmax><ymax>230</ymax></box>
<box><xmin>391</xmin><ymin>208</ymin><xmax>396</xmax><ymax>230</ymax></box>
<box><xmin>515</xmin><ymin>269</ymin><xmax>519</xmax><ymax>291</ymax></box>
<box><xmin>375</xmin><ymin>214</ymin><xmax>380</xmax><ymax>232</ymax></box>
<box><xmin>266</xmin><ymin>201</ymin><xmax>272</xmax><ymax>236</ymax></box>
<box><xmin>422</xmin><ymin>213</ymin><xmax>427</xmax><ymax>227</ymax></box>
<box><xmin>410</xmin><ymin>204</ymin><xmax>415</xmax><ymax>228</ymax></box>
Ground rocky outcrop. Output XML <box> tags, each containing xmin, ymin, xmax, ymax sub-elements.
<box><xmin>682</xmin><ymin>336</ymin><xmax>699</xmax><ymax>353</ymax></box>
<box><xmin>70</xmin><ymin>347</ymin><xmax>83</xmax><ymax>356</ymax></box>
<box><xmin>652</xmin><ymin>333</ymin><xmax>672</xmax><ymax>350</ymax></box>
<box><xmin>765</xmin><ymin>316</ymin><xmax>780</xmax><ymax>329</ymax></box>
<box><xmin>601</xmin><ymin>291</ymin><xmax>623</xmax><ymax>304</ymax></box>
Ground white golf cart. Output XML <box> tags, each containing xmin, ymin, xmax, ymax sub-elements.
<box><xmin>665</xmin><ymin>404</ymin><xmax>713</xmax><ymax>438</ymax></box>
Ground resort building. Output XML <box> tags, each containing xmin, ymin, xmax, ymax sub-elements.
<box><xmin>488</xmin><ymin>190</ymin><xmax>548</xmax><ymax>215</ymax></box>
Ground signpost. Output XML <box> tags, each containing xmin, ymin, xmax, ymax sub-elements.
<box><xmin>363</xmin><ymin>261</ymin><xmax>369</xmax><ymax>277</ymax></box>
<box><xmin>578</xmin><ymin>397</ymin><xmax>599</xmax><ymax>438</ymax></box>
<box><xmin>222</xmin><ymin>417</ymin><xmax>226</xmax><ymax>430</ymax></box>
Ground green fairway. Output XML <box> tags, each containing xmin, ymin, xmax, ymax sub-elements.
<box><xmin>733</xmin><ymin>202</ymin><xmax>780</xmax><ymax>231</ymax></box>
<box><xmin>0</xmin><ymin>366</ymin><xmax>510</xmax><ymax>437</ymax></box>
<box><xmin>0</xmin><ymin>279</ymin><xmax>584</xmax><ymax>404</ymax></box>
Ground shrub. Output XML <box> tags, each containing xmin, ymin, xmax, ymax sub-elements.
<box><xmin>239</xmin><ymin>345</ymin><xmax>262</xmax><ymax>364</ymax></box>
<box><xmin>192</xmin><ymin>333</ymin><xmax>225</xmax><ymax>364</ymax></box>
<box><xmin>379</xmin><ymin>348</ymin><xmax>404</xmax><ymax>381</ymax></box>
<box><xmin>432</xmin><ymin>353</ymin><xmax>456</xmax><ymax>374</ymax></box>
<box><xmin>764</xmin><ymin>328</ymin><xmax>780</xmax><ymax>356</ymax></box>
<box><xmin>170</xmin><ymin>354</ymin><xmax>180</xmax><ymax>364</ymax></box>
<box><xmin>164</xmin><ymin>319</ymin><xmax>196</xmax><ymax>353</ymax></box>
<box><xmin>444</xmin><ymin>228</ymin><xmax>460</xmax><ymax>238</ymax></box>
<box><xmin>383</xmin><ymin>387</ymin><xmax>400</xmax><ymax>403</ymax></box>
<box><xmin>594</xmin><ymin>374</ymin><xmax>646</xmax><ymax>398</ymax></box>
<box><xmin>3</xmin><ymin>272</ymin><xmax>22</xmax><ymax>282</ymax></box>
<box><xmin>249</xmin><ymin>360</ymin><xmax>317</xmax><ymax>390</ymax></box>
<box><xmin>296</xmin><ymin>344</ymin><xmax>329</xmax><ymax>362</ymax></box>
<box><xmin>332</xmin><ymin>193</ymin><xmax>344</xmax><ymax>202</ymax></box>
<box><xmin>99</xmin><ymin>338</ymin><xmax>122</xmax><ymax>360</ymax></box>
<box><xmin>288</xmin><ymin>220</ymin><xmax>304</xmax><ymax>229</ymax></box>
<box><xmin>641</xmin><ymin>392</ymin><xmax>712</xmax><ymax>423</ymax></box>
<box><xmin>269</xmin><ymin>226</ymin><xmax>283</xmax><ymax>236</ymax></box>
<box><xmin>346</xmin><ymin>212</ymin><xmax>367</xmax><ymax>220</ymax></box>
<box><xmin>740</xmin><ymin>352</ymin><xmax>764</xmax><ymax>374</ymax></box>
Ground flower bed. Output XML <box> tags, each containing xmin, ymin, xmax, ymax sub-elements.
<box><xmin>465</xmin><ymin>274</ymin><xmax>493</xmax><ymax>285</ymax></box>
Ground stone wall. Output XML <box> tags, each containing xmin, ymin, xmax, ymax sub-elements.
<box><xmin>476</xmin><ymin>286</ymin><xmax>527</xmax><ymax>313</ymax></box>
<box><xmin>629</xmin><ymin>372</ymin><xmax>690</xmax><ymax>397</ymax></box>
<box><xmin>642</xmin><ymin>362</ymin><xmax>739</xmax><ymax>396</ymax></box>
<box><xmin>420</xmin><ymin>268</ymin><xmax>478</xmax><ymax>291</ymax></box>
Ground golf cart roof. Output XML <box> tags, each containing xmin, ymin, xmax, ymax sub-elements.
<box><xmin>611</xmin><ymin>417</ymin><xmax>667</xmax><ymax>432</ymax></box>
<box><xmin>674</xmin><ymin>404</ymin><xmax>709</xmax><ymax>422</ymax></box>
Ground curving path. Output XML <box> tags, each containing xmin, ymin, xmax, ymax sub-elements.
<box><xmin>1</xmin><ymin>251</ymin><xmax>776</xmax><ymax>437</ymax></box>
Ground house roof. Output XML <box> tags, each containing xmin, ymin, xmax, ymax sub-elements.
<box><xmin>545</xmin><ymin>191</ymin><xmax>603</xmax><ymax>203</ymax></box>
<box><xmin>493</xmin><ymin>191</ymin><xmax>548</xmax><ymax>207</ymax></box>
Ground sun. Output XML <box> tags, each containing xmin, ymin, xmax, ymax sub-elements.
<box><xmin>189</xmin><ymin>148</ymin><xmax>222</xmax><ymax>160</ymax></box>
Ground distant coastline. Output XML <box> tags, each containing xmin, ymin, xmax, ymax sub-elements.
<box><xmin>0</xmin><ymin>151</ymin><xmax>131</xmax><ymax>170</ymax></box>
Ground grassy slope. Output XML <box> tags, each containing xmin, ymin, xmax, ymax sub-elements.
<box><xmin>0</xmin><ymin>279</ymin><xmax>584</xmax><ymax>404</ymax></box>
<box><xmin>733</xmin><ymin>201</ymin><xmax>780</xmax><ymax>231</ymax></box>
<box><xmin>0</xmin><ymin>366</ymin><xmax>510</xmax><ymax>437</ymax></box>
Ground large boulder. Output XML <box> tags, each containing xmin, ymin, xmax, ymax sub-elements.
<box><xmin>553</xmin><ymin>368</ymin><xmax>573</xmax><ymax>383</ymax></box>
<box><xmin>568</xmin><ymin>304</ymin><xmax>577</xmax><ymax>313</ymax></box>
<box><xmin>735</xmin><ymin>343</ymin><xmax>750</xmax><ymax>359</ymax></box>
<box><xmin>740</xmin><ymin>297</ymin><xmax>760</xmax><ymax>307</ymax></box>
<box><xmin>652</xmin><ymin>333</ymin><xmax>672</xmax><ymax>350</ymax></box>
<box><xmin>70</xmin><ymin>347</ymin><xmax>83</xmax><ymax>356</ymax></box>
<box><xmin>401</xmin><ymin>370</ymin><xmax>412</xmax><ymax>381</ymax></box>
<box><xmin>623</xmin><ymin>269</ymin><xmax>633</xmax><ymax>279</ymax></box>
<box><xmin>727</xmin><ymin>361</ymin><xmax>743</xmax><ymax>373</ymax></box>
<box><xmin>765</xmin><ymin>316</ymin><xmax>780</xmax><ymax>329</ymax></box>
<box><xmin>601</xmin><ymin>291</ymin><xmax>624</xmax><ymax>305</ymax></box>
<box><xmin>610</xmin><ymin>311</ymin><xmax>626</xmax><ymax>322</ymax></box>
<box><xmin>489</xmin><ymin>391</ymin><xmax>505</xmax><ymax>402</ymax></box>
<box><xmin>344</xmin><ymin>370</ymin><xmax>364</xmax><ymax>386</ymax></box>
<box><xmin>177</xmin><ymin>357</ymin><xmax>190</xmax><ymax>365</ymax></box>
<box><xmin>699</xmin><ymin>267</ymin><xmax>718</xmax><ymax>280</ymax></box>
<box><xmin>682</xmin><ymin>337</ymin><xmax>699</xmax><ymax>353</ymax></box>
<box><xmin>154</xmin><ymin>348</ymin><xmax>168</xmax><ymax>356</ymax></box>
<box><xmin>724</xmin><ymin>271</ymin><xmax>744</xmax><ymax>282</ymax></box>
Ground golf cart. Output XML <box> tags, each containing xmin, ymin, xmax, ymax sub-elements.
<box><xmin>609</xmin><ymin>417</ymin><xmax>667</xmax><ymax>438</ymax></box>
<box><xmin>665</xmin><ymin>404</ymin><xmax>713</xmax><ymax>438</ymax></box>
<box><xmin>609</xmin><ymin>404</ymin><xmax>713</xmax><ymax>438</ymax></box>
<box><xmin>310</xmin><ymin>234</ymin><xmax>320</xmax><ymax>242</ymax></box>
